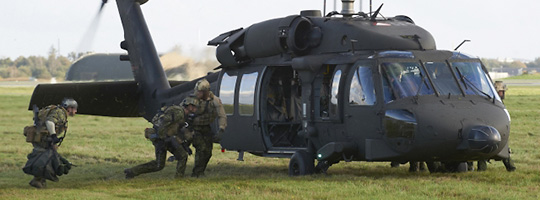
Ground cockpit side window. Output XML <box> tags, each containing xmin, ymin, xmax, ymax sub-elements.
<box><xmin>349</xmin><ymin>66</ymin><xmax>376</xmax><ymax>105</ymax></box>
<box><xmin>329</xmin><ymin>70</ymin><xmax>342</xmax><ymax>116</ymax></box>
<box><xmin>219</xmin><ymin>72</ymin><xmax>237</xmax><ymax>115</ymax></box>
<box><xmin>452</xmin><ymin>62</ymin><xmax>501</xmax><ymax>101</ymax></box>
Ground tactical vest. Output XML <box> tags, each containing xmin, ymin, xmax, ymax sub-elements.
<box><xmin>192</xmin><ymin>92</ymin><xmax>218</xmax><ymax>126</ymax></box>
<box><xmin>24</xmin><ymin>105</ymin><xmax>68</xmax><ymax>143</ymax></box>
<box><xmin>38</xmin><ymin>105</ymin><xmax>68</xmax><ymax>134</ymax></box>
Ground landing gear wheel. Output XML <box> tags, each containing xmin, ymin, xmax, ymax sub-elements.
<box><xmin>288</xmin><ymin>150</ymin><xmax>314</xmax><ymax>176</ymax></box>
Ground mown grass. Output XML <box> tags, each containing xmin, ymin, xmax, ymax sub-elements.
<box><xmin>1</xmin><ymin>85</ymin><xmax>539</xmax><ymax>199</ymax></box>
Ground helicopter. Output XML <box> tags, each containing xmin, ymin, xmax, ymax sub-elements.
<box><xmin>29</xmin><ymin>0</ymin><xmax>511</xmax><ymax>175</ymax></box>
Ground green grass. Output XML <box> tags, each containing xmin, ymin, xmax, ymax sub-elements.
<box><xmin>1</xmin><ymin>85</ymin><xmax>540</xmax><ymax>199</ymax></box>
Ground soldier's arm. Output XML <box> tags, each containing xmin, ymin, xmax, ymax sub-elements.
<box><xmin>214</xmin><ymin>97</ymin><xmax>227</xmax><ymax>130</ymax></box>
<box><xmin>45</xmin><ymin>109</ymin><xmax>63</xmax><ymax>135</ymax></box>
<box><xmin>45</xmin><ymin>120</ymin><xmax>57</xmax><ymax>135</ymax></box>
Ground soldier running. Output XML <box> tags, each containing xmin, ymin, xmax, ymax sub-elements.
<box><xmin>24</xmin><ymin>98</ymin><xmax>78</xmax><ymax>188</ymax></box>
<box><xmin>124</xmin><ymin>97</ymin><xmax>198</xmax><ymax>179</ymax></box>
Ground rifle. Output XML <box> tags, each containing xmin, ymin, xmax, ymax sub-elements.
<box><xmin>165</xmin><ymin>136</ymin><xmax>192</xmax><ymax>155</ymax></box>
<box><xmin>33</xmin><ymin>104</ymin><xmax>40</xmax><ymax>130</ymax></box>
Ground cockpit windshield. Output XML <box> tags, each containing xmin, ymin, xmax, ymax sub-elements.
<box><xmin>424</xmin><ymin>62</ymin><xmax>462</xmax><ymax>96</ymax></box>
<box><xmin>380</xmin><ymin>54</ymin><xmax>499</xmax><ymax>103</ymax></box>
<box><xmin>451</xmin><ymin>62</ymin><xmax>501</xmax><ymax>101</ymax></box>
<box><xmin>381</xmin><ymin>62</ymin><xmax>434</xmax><ymax>103</ymax></box>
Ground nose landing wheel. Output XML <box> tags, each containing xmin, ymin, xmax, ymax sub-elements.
<box><xmin>288</xmin><ymin>150</ymin><xmax>314</xmax><ymax>176</ymax></box>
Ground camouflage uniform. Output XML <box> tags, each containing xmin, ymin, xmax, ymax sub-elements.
<box><xmin>27</xmin><ymin>105</ymin><xmax>69</xmax><ymax>188</ymax></box>
<box><xmin>34</xmin><ymin>105</ymin><xmax>68</xmax><ymax>148</ymax></box>
<box><xmin>126</xmin><ymin>105</ymin><xmax>190</xmax><ymax>178</ymax></box>
<box><xmin>190</xmin><ymin>79</ymin><xmax>227</xmax><ymax>177</ymax></box>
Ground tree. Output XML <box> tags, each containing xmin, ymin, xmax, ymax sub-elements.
<box><xmin>508</xmin><ymin>61</ymin><xmax>527</xmax><ymax>68</ymax></box>
<box><xmin>0</xmin><ymin>57</ymin><xmax>13</xmax><ymax>67</ymax></box>
<box><xmin>67</xmin><ymin>51</ymin><xmax>91</xmax><ymax>62</ymax></box>
<box><xmin>526</xmin><ymin>57</ymin><xmax>540</xmax><ymax>68</ymax></box>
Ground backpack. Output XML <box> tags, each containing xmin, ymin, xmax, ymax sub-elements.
<box><xmin>151</xmin><ymin>105</ymin><xmax>184</xmax><ymax>138</ymax></box>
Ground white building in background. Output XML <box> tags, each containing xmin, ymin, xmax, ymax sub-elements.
<box><xmin>489</xmin><ymin>72</ymin><xmax>509</xmax><ymax>80</ymax></box>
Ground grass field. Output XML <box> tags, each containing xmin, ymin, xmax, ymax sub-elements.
<box><xmin>1</xmin><ymin>85</ymin><xmax>539</xmax><ymax>199</ymax></box>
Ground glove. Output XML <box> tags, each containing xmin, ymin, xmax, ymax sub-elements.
<box><xmin>51</xmin><ymin>134</ymin><xmax>61</xmax><ymax>144</ymax></box>
<box><xmin>213</xmin><ymin>128</ymin><xmax>224</xmax><ymax>143</ymax></box>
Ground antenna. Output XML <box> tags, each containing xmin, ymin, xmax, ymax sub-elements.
<box><xmin>370</xmin><ymin>3</ymin><xmax>384</xmax><ymax>21</ymax></box>
<box><xmin>323</xmin><ymin>0</ymin><xmax>326</xmax><ymax>15</ymax></box>
<box><xmin>369</xmin><ymin>0</ymin><xmax>372</xmax><ymax>17</ymax></box>
<box><xmin>454</xmin><ymin>40</ymin><xmax>471</xmax><ymax>51</ymax></box>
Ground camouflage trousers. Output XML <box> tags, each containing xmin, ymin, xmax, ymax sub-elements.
<box><xmin>30</xmin><ymin>138</ymin><xmax>54</xmax><ymax>183</ymax></box>
<box><xmin>188</xmin><ymin>125</ymin><xmax>214</xmax><ymax>177</ymax></box>
<box><xmin>129</xmin><ymin>139</ymin><xmax>189</xmax><ymax>177</ymax></box>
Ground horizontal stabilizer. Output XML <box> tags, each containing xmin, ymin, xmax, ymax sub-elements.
<box><xmin>28</xmin><ymin>81</ymin><xmax>140</xmax><ymax>117</ymax></box>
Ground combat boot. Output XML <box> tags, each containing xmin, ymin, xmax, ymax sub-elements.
<box><xmin>41</xmin><ymin>179</ymin><xmax>47</xmax><ymax>188</ymax></box>
<box><xmin>124</xmin><ymin>168</ymin><xmax>135</xmax><ymax>179</ymax></box>
<box><xmin>503</xmin><ymin>158</ymin><xmax>516</xmax><ymax>172</ymax></box>
<box><xmin>29</xmin><ymin>177</ymin><xmax>44</xmax><ymax>189</ymax></box>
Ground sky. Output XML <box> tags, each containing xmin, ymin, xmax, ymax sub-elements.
<box><xmin>1</xmin><ymin>0</ymin><xmax>539</xmax><ymax>61</ymax></box>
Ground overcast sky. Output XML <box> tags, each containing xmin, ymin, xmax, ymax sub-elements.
<box><xmin>1</xmin><ymin>0</ymin><xmax>539</xmax><ymax>61</ymax></box>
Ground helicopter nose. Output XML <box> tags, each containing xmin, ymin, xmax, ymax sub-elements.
<box><xmin>466</xmin><ymin>125</ymin><xmax>501</xmax><ymax>154</ymax></box>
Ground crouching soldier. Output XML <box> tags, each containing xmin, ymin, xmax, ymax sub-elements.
<box><xmin>23</xmin><ymin>98</ymin><xmax>78</xmax><ymax>188</ymax></box>
<box><xmin>124</xmin><ymin>97</ymin><xmax>198</xmax><ymax>179</ymax></box>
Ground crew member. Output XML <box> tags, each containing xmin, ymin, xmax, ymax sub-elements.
<box><xmin>494</xmin><ymin>80</ymin><xmax>508</xmax><ymax>100</ymax></box>
<box><xmin>124</xmin><ymin>97</ymin><xmax>198</xmax><ymax>179</ymax></box>
<box><xmin>26</xmin><ymin>98</ymin><xmax>78</xmax><ymax>188</ymax></box>
<box><xmin>190</xmin><ymin>79</ymin><xmax>227</xmax><ymax>177</ymax></box>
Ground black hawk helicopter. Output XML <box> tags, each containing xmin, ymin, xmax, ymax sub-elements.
<box><xmin>29</xmin><ymin>0</ymin><xmax>511</xmax><ymax>175</ymax></box>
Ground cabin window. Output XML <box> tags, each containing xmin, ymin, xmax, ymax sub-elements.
<box><xmin>451</xmin><ymin>62</ymin><xmax>500</xmax><ymax>101</ymax></box>
<box><xmin>219</xmin><ymin>72</ymin><xmax>237</xmax><ymax>115</ymax></box>
<box><xmin>382</xmin><ymin>62</ymin><xmax>434</xmax><ymax>103</ymax></box>
<box><xmin>349</xmin><ymin>66</ymin><xmax>376</xmax><ymax>105</ymax></box>
<box><xmin>239</xmin><ymin>72</ymin><xmax>258</xmax><ymax>116</ymax></box>
<box><xmin>424</xmin><ymin>62</ymin><xmax>461</xmax><ymax>96</ymax></box>
<box><xmin>329</xmin><ymin>70</ymin><xmax>342</xmax><ymax>116</ymax></box>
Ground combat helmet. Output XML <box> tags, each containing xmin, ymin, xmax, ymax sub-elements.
<box><xmin>61</xmin><ymin>98</ymin><xmax>78</xmax><ymax>109</ymax></box>
<box><xmin>181</xmin><ymin>97</ymin><xmax>199</xmax><ymax>107</ymax></box>
<box><xmin>194</xmin><ymin>79</ymin><xmax>210</xmax><ymax>92</ymax></box>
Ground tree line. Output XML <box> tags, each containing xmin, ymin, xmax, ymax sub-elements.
<box><xmin>0</xmin><ymin>47</ymin><xmax>89</xmax><ymax>80</ymax></box>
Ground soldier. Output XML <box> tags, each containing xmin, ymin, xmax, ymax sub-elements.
<box><xmin>190</xmin><ymin>78</ymin><xmax>227</xmax><ymax>177</ymax></box>
<box><xmin>494</xmin><ymin>80</ymin><xmax>507</xmax><ymax>100</ymax></box>
<box><xmin>25</xmin><ymin>98</ymin><xmax>78</xmax><ymax>188</ymax></box>
<box><xmin>124</xmin><ymin>97</ymin><xmax>198</xmax><ymax>179</ymax></box>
